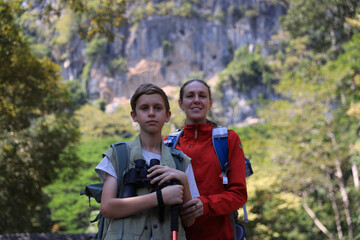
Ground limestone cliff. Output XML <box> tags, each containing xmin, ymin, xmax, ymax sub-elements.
<box><xmin>46</xmin><ymin>0</ymin><xmax>286</xmax><ymax>124</ymax></box>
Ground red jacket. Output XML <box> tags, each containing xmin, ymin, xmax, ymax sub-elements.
<box><xmin>176</xmin><ymin>123</ymin><xmax>247</xmax><ymax>240</ymax></box>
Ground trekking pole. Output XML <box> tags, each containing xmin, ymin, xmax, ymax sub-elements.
<box><xmin>171</xmin><ymin>203</ymin><xmax>180</xmax><ymax>240</ymax></box>
<box><xmin>170</xmin><ymin>180</ymin><xmax>181</xmax><ymax>240</ymax></box>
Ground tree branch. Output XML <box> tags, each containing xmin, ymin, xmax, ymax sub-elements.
<box><xmin>302</xmin><ymin>191</ymin><xmax>335</xmax><ymax>240</ymax></box>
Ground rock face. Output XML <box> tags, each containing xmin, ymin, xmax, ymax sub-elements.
<box><xmin>58</xmin><ymin>0</ymin><xmax>286</xmax><ymax>124</ymax></box>
<box><xmin>217</xmin><ymin>79</ymin><xmax>280</xmax><ymax>125</ymax></box>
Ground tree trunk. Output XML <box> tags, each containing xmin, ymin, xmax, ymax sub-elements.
<box><xmin>352</xmin><ymin>162</ymin><xmax>359</xmax><ymax>190</ymax></box>
<box><xmin>330</xmin><ymin>132</ymin><xmax>354</xmax><ymax>239</ymax></box>
<box><xmin>335</xmin><ymin>158</ymin><xmax>354</xmax><ymax>239</ymax></box>
<box><xmin>302</xmin><ymin>191</ymin><xmax>335</xmax><ymax>240</ymax></box>
<box><xmin>327</xmin><ymin>172</ymin><xmax>343</xmax><ymax>239</ymax></box>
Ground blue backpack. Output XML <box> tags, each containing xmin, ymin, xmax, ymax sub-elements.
<box><xmin>164</xmin><ymin>126</ymin><xmax>253</xmax><ymax>225</ymax></box>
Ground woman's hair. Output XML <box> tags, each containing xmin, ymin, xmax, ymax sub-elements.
<box><xmin>179</xmin><ymin>79</ymin><xmax>217</xmax><ymax>127</ymax></box>
<box><xmin>130</xmin><ymin>83</ymin><xmax>170</xmax><ymax>113</ymax></box>
<box><xmin>179</xmin><ymin>79</ymin><xmax>212</xmax><ymax>103</ymax></box>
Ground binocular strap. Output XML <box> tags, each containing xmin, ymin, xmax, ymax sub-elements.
<box><xmin>156</xmin><ymin>187</ymin><xmax>165</xmax><ymax>222</ymax></box>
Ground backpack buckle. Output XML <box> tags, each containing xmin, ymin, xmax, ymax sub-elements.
<box><xmin>221</xmin><ymin>172</ymin><xmax>228</xmax><ymax>184</ymax></box>
<box><xmin>220</xmin><ymin>162</ymin><xmax>230</xmax><ymax>184</ymax></box>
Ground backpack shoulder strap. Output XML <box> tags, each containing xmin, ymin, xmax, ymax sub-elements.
<box><xmin>168</xmin><ymin>147</ymin><xmax>185</xmax><ymax>172</ymax></box>
<box><xmin>164</xmin><ymin>130</ymin><xmax>191</xmax><ymax>172</ymax></box>
<box><xmin>108</xmin><ymin>142</ymin><xmax>129</xmax><ymax>239</ymax></box>
<box><xmin>110</xmin><ymin>142</ymin><xmax>130</xmax><ymax>197</ymax></box>
<box><xmin>212</xmin><ymin>126</ymin><xmax>230</xmax><ymax>184</ymax></box>
<box><xmin>213</xmin><ymin>128</ymin><xmax>253</xmax><ymax>223</ymax></box>
<box><xmin>164</xmin><ymin>129</ymin><xmax>183</xmax><ymax>148</ymax></box>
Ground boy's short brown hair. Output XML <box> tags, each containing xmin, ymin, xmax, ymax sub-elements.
<box><xmin>130</xmin><ymin>83</ymin><xmax>170</xmax><ymax>113</ymax></box>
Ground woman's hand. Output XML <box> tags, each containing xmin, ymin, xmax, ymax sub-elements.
<box><xmin>147</xmin><ymin>165</ymin><xmax>187</xmax><ymax>186</ymax></box>
<box><xmin>181</xmin><ymin>198</ymin><xmax>203</xmax><ymax>221</ymax></box>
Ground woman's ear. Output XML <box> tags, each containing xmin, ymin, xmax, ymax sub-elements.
<box><xmin>178</xmin><ymin>99</ymin><xmax>184</xmax><ymax>111</ymax></box>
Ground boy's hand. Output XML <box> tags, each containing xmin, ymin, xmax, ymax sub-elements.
<box><xmin>161</xmin><ymin>185</ymin><xmax>184</xmax><ymax>205</ymax></box>
<box><xmin>148</xmin><ymin>165</ymin><xmax>187</xmax><ymax>186</ymax></box>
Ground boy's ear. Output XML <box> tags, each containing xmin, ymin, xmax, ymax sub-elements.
<box><xmin>165</xmin><ymin>110</ymin><xmax>171</xmax><ymax>122</ymax></box>
<box><xmin>130</xmin><ymin>110</ymin><xmax>138</xmax><ymax>122</ymax></box>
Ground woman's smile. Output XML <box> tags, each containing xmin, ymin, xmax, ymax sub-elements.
<box><xmin>179</xmin><ymin>81</ymin><xmax>213</xmax><ymax>124</ymax></box>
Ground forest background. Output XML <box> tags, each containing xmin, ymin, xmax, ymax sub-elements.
<box><xmin>1</xmin><ymin>0</ymin><xmax>360</xmax><ymax>239</ymax></box>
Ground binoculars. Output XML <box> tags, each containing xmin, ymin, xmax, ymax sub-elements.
<box><xmin>122</xmin><ymin>158</ymin><xmax>181</xmax><ymax>233</ymax></box>
<box><xmin>122</xmin><ymin>158</ymin><xmax>160</xmax><ymax>198</ymax></box>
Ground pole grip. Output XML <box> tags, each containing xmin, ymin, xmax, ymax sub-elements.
<box><xmin>170</xmin><ymin>179</ymin><xmax>180</xmax><ymax>237</ymax></box>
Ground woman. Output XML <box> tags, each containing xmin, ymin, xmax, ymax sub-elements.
<box><xmin>175</xmin><ymin>79</ymin><xmax>247</xmax><ymax>240</ymax></box>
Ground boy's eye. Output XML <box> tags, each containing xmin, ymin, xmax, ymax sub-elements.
<box><xmin>154</xmin><ymin>105</ymin><xmax>163</xmax><ymax>110</ymax></box>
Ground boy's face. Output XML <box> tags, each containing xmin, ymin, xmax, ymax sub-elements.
<box><xmin>131</xmin><ymin>94</ymin><xmax>171</xmax><ymax>134</ymax></box>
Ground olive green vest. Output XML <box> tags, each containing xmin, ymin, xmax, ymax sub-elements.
<box><xmin>101</xmin><ymin>135</ymin><xmax>190</xmax><ymax>240</ymax></box>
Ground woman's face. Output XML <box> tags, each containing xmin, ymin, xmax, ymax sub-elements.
<box><xmin>179</xmin><ymin>81</ymin><xmax>213</xmax><ymax>124</ymax></box>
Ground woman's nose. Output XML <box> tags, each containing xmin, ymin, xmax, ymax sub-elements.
<box><xmin>194</xmin><ymin>95</ymin><xmax>200</xmax><ymax>102</ymax></box>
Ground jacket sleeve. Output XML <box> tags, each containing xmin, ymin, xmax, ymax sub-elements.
<box><xmin>198</xmin><ymin>130</ymin><xmax>247</xmax><ymax>216</ymax></box>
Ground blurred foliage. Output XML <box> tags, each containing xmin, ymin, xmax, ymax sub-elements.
<box><xmin>218</xmin><ymin>45</ymin><xmax>276</xmax><ymax>93</ymax></box>
<box><xmin>109</xmin><ymin>56</ymin><xmax>128</xmax><ymax>76</ymax></box>
<box><xmin>0</xmin><ymin>0</ymin><xmax>80</xmax><ymax>233</ymax></box>
<box><xmin>232</xmin><ymin>123</ymin><xmax>271</xmax><ymax>166</ymax></box>
<box><xmin>27</xmin><ymin>0</ymin><xmax>129</xmax><ymax>42</ymax></box>
<box><xmin>66</xmin><ymin>80</ymin><xmax>88</xmax><ymax>108</ymax></box>
<box><xmin>52</xmin><ymin>8</ymin><xmax>78</xmax><ymax>47</ymax></box>
<box><xmin>18</xmin><ymin>6</ymin><xmax>52</xmax><ymax>58</ymax></box>
<box><xmin>183</xmin><ymin>71</ymin><xmax>205</xmax><ymax>83</ymax></box>
<box><xmin>75</xmin><ymin>104</ymin><xmax>135</xmax><ymax>138</ymax></box>
<box><xmin>84</xmin><ymin>37</ymin><xmax>108</xmax><ymax>61</ymax></box>
<box><xmin>167</xmin><ymin>95</ymin><xmax>186</xmax><ymax>131</ymax></box>
<box><xmin>129</xmin><ymin>0</ymin><xmax>197</xmax><ymax>23</ymax></box>
<box><xmin>126</xmin><ymin>0</ymin><xmax>281</xmax><ymax>23</ymax></box>
<box><xmin>280</xmin><ymin>0</ymin><xmax>358</xmax><ymax>56</ymax></box>
<box><xmin>29</xmin><ymin>42</ymin><xmax>51</xmax><ymax>57</ymax></box>
<box><xmin>74</xmin><ymin>0</ymin><xmax>128</xmax><ymax>42</ymax></box>
<box><xmin>244</xmin><ymin>167</ymin><xmax>315</xmax><ymax>240</ymax></box>
<box><xmin>44</xmin><ymin>136</ymin><xmax>130</xmax><ymax>233</ymax></box>
<box><xmin>232</xmin><ymin>124</ymin><xmax>319</xmax><ymax>239</ymax></box>
<box><xmin>256</xmin><ymin>19</ymin><xmax>360</xmax><ymax>240</ymax></box>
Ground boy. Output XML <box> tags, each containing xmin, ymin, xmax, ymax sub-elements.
<box><xmin>95</xmin><ymin>83</ymin><xmax>196</xmax><ymax>239</ymax></box>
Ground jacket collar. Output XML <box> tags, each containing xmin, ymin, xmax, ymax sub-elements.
<box><xmin>128</xmin><ymin>135</ymin><xmax>176</xmax><ymax>169</ymax></box>
<box><xmin>183</xmin><ymin>122</ymin><xmax>213</xmax><ymax>140</ymax></box>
